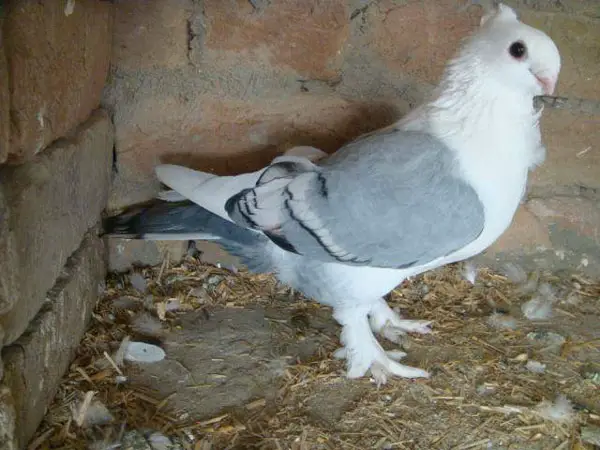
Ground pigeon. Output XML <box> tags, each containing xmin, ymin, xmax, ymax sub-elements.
<box><xmin>103</xmin><ymin>3</ymin><xmax>561</xmax><ymax>385</ymax></box>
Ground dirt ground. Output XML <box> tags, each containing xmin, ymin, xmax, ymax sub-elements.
<box><xmin>31</xmin><ymin>254</ymin><xmax>600</xmax><ymax>450</ymax></box>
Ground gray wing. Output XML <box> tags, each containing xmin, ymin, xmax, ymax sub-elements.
<box><xmin>226</xmin><ymin>129</ymin><xmax>485</xmax><ymax>269</ymax></box>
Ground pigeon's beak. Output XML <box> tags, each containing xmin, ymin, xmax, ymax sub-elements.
<box><xmin>533</xmin><ymin>72</ymin><xmax>557</xmax><ymax>96</ymax></box>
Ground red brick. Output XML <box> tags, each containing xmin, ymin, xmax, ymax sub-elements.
<box><xmin>112</xmin><ymin>0</ymin><xmax>192</xmax><ymax>70</ymax></box>
<box><xmin>368</xmin><ymin>0</ymin><xmax>481</xmax><ymax>84</ymax></box>
<box><xmin>532</xmin><ymin>109</ymin><xmax>600</xmax><ymax>190</ymax></box>
<box><xmin>0</xmin><ymin>110</ymin><xmax>113</xmax><ymax>345</ymax></box>
<box><xmin>109</xmin><ymin>94</ymin><xmax>398</xmax><ymax>209</ymax></box>
<box><xmin>4</xmin><ymin>0</ymin><xmax>113</xmax><ymax>163</ymax></box>
<box><xmin>204</xmin><ymin>0</ymin><xmax>349</xmax><ymax>79</ymax></box>
<box><xmin>0</xmin><ymin>17</ymin><xmax>9</xmax><ymax>163</ymax></box>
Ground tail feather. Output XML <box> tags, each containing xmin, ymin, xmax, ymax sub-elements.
<box><xmin>154</xmin><ymin>149</ymin><xmax>328</xmax><ymax>223</ymax></box>
<box><xmin>154</xmin><ymin>165</ymin><xmax>265</xmax><ymax>223</ymax></box>
<box><xmin>157</xmin><ymin>190</ymin><xmax>188</xmax><ymax>202</ymax></box>
<box><xmin>102</xmin><ymin>200</ymin><xmax>277</xmax><ymax>274</ymax></box>
<box><xmin>103</xmin><ymin>200</ymin><xmax>254</xmax><ymax>242</ymax></box>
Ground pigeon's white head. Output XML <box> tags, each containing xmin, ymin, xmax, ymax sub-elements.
<box><xmin>460</xmin><ymin>3</ymin><xmax>561</xmax><ymax>97</ymax></box>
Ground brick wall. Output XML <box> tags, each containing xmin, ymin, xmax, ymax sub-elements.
<box><xmin>0</xmin><ymin>1</ymin><xmax>114</xmax><ymax>448</ymax></box>
<box><xmin>0</xmin><ymin>1</ymin><xmax>598</xmax><ymax>446</ymax></box>
<box><xmin>104</xmin><ymin>0</ymin><xmax>600</xmax><ymax>276</ymax></box>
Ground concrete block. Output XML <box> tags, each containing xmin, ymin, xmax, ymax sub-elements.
<box><xmin>0</xmin><ymin>386</ymin><xmax>17</xmax><ymax>450</ymax></box>
<box><xmin>1</xmin><ymin>232</ymin><xmax>106</xmax><ymax>449</ymax></box>
<box><xmin>0</xmin><ymin>109</ymin><xmax>113</xmax><ymax>345</ymax></box>
<box><xmin>0</xmin><ymin>14</ymin><xmax>9</xmax><ymax>163</ymax></box>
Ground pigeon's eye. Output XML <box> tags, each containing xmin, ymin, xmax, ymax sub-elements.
<box><xmin>509</xmin><ymin>41</ymin><xmax>527</xmax><ymax>59</ymax></box>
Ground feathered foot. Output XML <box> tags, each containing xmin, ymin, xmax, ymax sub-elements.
<box><xmin>333</xmin><ymin>308</ymin><xmax>429</xmax><ymax>386</ymax></box>
<box><xmin>368</xmin><ymin>298</ymin><xmax>432</xmax><ymax>343</ymax></box>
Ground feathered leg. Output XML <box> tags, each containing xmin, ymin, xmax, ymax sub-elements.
<box><xmin>332</xmin><ymin>307</ymin><xmax>429</xmax><ymax>386</ymax></box>
<box><xmin>368</xmin><ymin>298</ymin><xmax>432</xmax><ymax>343</ymax></box>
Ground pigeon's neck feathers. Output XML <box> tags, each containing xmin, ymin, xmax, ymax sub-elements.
<box><xmin>402</xmin><ymin>48</ymin><xmax>543</xmax><ymax>169</ymax></box>
<box><xmin>399</xmin><ymin>46</ymin><xmax>545</xmax><ymax>258</ymax></box>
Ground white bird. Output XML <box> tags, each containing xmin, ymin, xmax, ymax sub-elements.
<box><xmin>104</xmin><ymin>4</ymin><xmax>561</xmax><ymax>385</ymax></box>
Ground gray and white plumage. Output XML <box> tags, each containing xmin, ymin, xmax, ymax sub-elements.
<box><xmin>226</xmin><ymin>129</ymin><xmax>485</xmax><ymax>269</ymax></box>
<box><xmin>104</xmin><ymin>4</ymin><xmax>561</xmax><ymax>385</ymax></box>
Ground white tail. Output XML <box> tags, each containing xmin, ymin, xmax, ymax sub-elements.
<box><xmin>155</xmin><ymin>164</ymin><xmax>265</xmax><ymax>223</ymax></box>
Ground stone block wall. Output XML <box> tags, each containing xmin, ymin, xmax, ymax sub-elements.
<box><xmin>103</xmin><ymin>0</ymin><xmax>600</xmax><ymax>276</ymax></box>
<box><xmin>0</xmin><ymin>1</ymin><xmax>114</xmax><ymax>448</ymax></box>
<box><xmin>0</xmin><ymin>0</ymin><xmax>598</xmax><ymax>446</ymax></box>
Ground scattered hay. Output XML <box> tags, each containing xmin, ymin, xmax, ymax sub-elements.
<box><xmin>30</xmin><ymin>255</ymin><xmax>600</xmax><ymax>450</ymax></box>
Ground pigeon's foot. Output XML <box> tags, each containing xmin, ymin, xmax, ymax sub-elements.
<box><xmin>368</xmin><ymin>298</ymin><xmax>432</xmax><ymax>343</ymax></box>
<box><xmin>333</xmin><ymin>308</ymin><xmax>429</xmax><ymax>386</ymax></box>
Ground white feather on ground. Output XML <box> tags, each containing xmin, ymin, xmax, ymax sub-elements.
<box><xmin>535</xmin><ymin>395</ymin><xmax>575</xmax><ymax>424</ymax></box>
<box><xmin>487</xmin><ymin>312</ymin><xmax>518</xmax><ymax>330</ymax></box>
<box><xmin>461</xmin><ymin>261</ymin><xmax>478</xmax><ymax>284</ymax></box>
<box><xmin>517</xmin><ymin>271</ymin><xmax>540</xmax><ymax>294</ymax></box>
<box><xmin>72</xmin><ymin>392</ymin><xmax>115</xmax><ymax>428</ymax></box>
<box><xmin>80</xmin><ymin>400</ymin><xmax>115</xmax><ymax>428</ymax></box>
<box><xmin>129</xmin><ymin>273</ymin><xmax>147</xmax><ymax>293</ymax></box>
<box><xmin>113</xmin><ymin>335</ymin><xmax>131</xmax><ymax>368</ymax></box>
<box><xmin>501</xmin><ymin>262</ymin><xmax>528</xmax><ymax>284</ymax></box>
<box><xmin>112</xmin><ymin>295</ymin><xmax>142</xmax><ymax>311</ymax></box>
<box><xmin>525</xmin><ymin>360</ymin><xmax>546</xmax><ymax>373</ymax></box>
<box><xmin>522</xmin><ymin>282</ymin><xmax>557</xmax><ymax>320</ymax></box>
<box><xmin>131</xmin><ymin>312</ymin><xmax>165</xmax><ymax>338</ymax></box>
